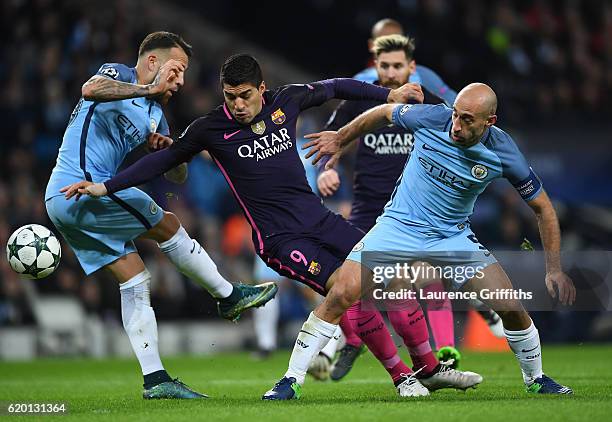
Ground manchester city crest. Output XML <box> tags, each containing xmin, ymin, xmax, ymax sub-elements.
<box><xmin>352</xmin><ymin>242</ymin><xmax>364</xmax><ymax>252</ymax></box>
<box><xmin>149</xmin><ymin>201</ymin><xmax>158</xmax><ymax>215</ymax></box>
<box><xmin>150</xmin><ymin>118</ymin><xmax>157</xmax><ymax>133</ymax></box>
<box><xmin>251</xmin><ymin>120</ymin><xmax>266</xmax><ymax>135</ymax></box>
<box><xmin>471</xmin><ymin>164</ymin><xmax>488</xmax><ymax>180</ymax></box>
<box><xmin>271</xmin><ymin>108</ymin><xmax>286</xmax><ymax>125</ymax></box>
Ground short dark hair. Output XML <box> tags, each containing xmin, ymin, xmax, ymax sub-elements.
<box><xmin>138</xmin><ymin>31</ymin><xmax>192</xmax><ymax>57</ymax></box>
<box><xmin>220</xmin><ymin>54</ymin><xmax>263</xmax><ymax>87</ymax></box>
<box><xmin>373</xmin><ymin>34</ymin><xmax>415</xmax><ymax>61</ymax></box>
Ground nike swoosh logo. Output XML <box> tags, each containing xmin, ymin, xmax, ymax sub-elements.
<box><xmin>299</xmin><ymin>330</ymin><xmax>316</xmax><ymax>338</ymax></box>
<box><xmin>407</xmin><ymin>309</ymin><xmax>419</xmax><ymax>317</ymax></box>
<box><xmin>131</xmin><ymin>100</ymin><xmax>142</xmax><ymax>108</ymax></box>
<box><xmin>224</xmin><ymin>130</ymin><xmax>240</xmax><ymax>140</ymax></box>
<box><xmin>357</xmin><ymin>315</ymin><xmax>375</xmax><ymax>327</ymax></box>
<box><xmin>521</xmin><ymin>346</ymin><xmax>539</xmax><ymax>353</ymax></box>
<box><xmin>422</xmin><ymin>143</ymin><xmax>439</xmax><ymax>152</ymax></box>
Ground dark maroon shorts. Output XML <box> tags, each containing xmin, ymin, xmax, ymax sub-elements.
<box><xmin>260</xmin><ymin>212</ymin><xmax>365</xmax><ymax>295</ymax></box>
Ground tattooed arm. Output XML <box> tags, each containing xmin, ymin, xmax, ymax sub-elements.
<box><xmin>81</xmin><ymin>76</ymin><xmax>154</xmax><ymax>102</ymax></box>
<box><xmin>81</xmin><ymin>59</ymin><xmax>185</xmax><ymax>102</ymax></box>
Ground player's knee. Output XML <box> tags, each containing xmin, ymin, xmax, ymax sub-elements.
<box><xmin>330</xmin><ymin>264</ymin><xmax>362</xmax><ymax>309</ymax></box>
<box><xmin>497</xmin><ymin>308</ymin><xmax>531</xmax><ymax>331</ymax></box>
<box><xmin>161</xmin><ymin>212</ymin><xmax>181</xmax><ymax>233</ymax></box>
<box><xmin>148</xmin><ymin>212</ymin><xmax>181</xmax><ymax>242</ymax></box>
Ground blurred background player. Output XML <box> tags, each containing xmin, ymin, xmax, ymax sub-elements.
<box><xmin>251</xmin><ymin>259</ymin><xmax>284</xmax><ymax>358</ymax></box>
<box><xmin>46</xmin><ymin>32</ymin><xmax>277</xmax><ymax>399</ymax></box>
<box><xmin>354</xmin><ymin>18</ymin><xmax>457</xmax><ymax>106</ymax></box>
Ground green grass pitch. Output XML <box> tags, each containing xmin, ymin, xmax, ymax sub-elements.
<box><xmin>1</xmin><ymin>345</ymin><xmax>611</xmax><ymax>421</ymax></box>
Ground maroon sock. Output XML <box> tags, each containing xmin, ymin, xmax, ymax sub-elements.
<box><xmin>340</xmin><ymin>311</ymin><xmax>363</xmax><ymax>348</ymax></box>
<box><xmin>423</xmin><ymin>282</ymin><xmax>455</xmax><ymax>349</ymax></box>
<box><xmin>387</xmin><ymin>298</ymin><xmax>438</xmax><ymax>374</ymax></box>
<box><xmin>348</xmin><ymin>301</ymin><xmax>411</xmax><ymax>383</ymax></box>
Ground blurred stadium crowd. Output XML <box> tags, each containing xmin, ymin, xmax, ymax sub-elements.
<box><xmin>0</xmin><ymin>0</ymin><xmax>610</xmax><ymax>345</ymax></box>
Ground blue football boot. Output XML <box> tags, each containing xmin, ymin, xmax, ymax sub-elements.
<box><xmin>262</xmin><ymin>377</ymin><xmax>302</xmax><ymax>400</ymax></box>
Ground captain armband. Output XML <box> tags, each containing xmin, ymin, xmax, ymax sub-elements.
<box><xmin>512</xmin><ymin>167</ymin><xmax>543</xmax><ymax>201</ymax></box>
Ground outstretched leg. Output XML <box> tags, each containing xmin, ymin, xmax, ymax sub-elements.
<box><xmin>106</xmin><ymin>253</ymin><xmax>206</xmax><ymax>399</ymax></box>
<box><xmin>142</xmin><ymin>212</ymin><xmax>277</xmax><ymax>321</ymax></box>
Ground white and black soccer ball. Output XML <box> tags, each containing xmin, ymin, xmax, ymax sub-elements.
<box><xmin>6</xmin><ymin>224</ymin><xmax>61</xmax><ymax>279</ymax></box>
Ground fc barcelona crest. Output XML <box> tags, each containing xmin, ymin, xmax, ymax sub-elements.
<box><xmin>308</xmin><ymin>260</ymin><xmax>321</xmax><ymax>276</ymax></box>
<box><xmin>271</xmin><ymin>108</ymin><xmax>286</xmax><ymax>125</ymax></box>
<box><xmin>251</xmin><ymin>120</ymin><xmax>266</xmax><ymax>135</ymax></box>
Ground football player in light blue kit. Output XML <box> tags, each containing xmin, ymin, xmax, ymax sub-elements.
<box><xmin>269</xmin><ymin>83</ymin><xmax>576</xmax><ymax>398</ymax></box>
<box><xmin>44</xmin><ymin>32</ymin><xmax>277</xmax><ymax>399</ymax></box>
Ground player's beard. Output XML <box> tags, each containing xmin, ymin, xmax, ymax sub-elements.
<box><xmin>158</xmin><ymin>91</ymin><xmax>173</xmax><ymax>105</ymax></box>
<box><xmin>381</xmin><ymin>80</ymin><xmax>402</xmax><ymax>89</ymax></box>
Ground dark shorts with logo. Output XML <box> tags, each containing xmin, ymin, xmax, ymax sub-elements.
<box><xmin>260</xmin><ymin>212</ymin><xmax>365</xmax><ymax>295</ymax></box>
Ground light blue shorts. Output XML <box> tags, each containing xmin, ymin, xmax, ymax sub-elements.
<box><xmin>45</xmin><ymin>188</ymin><xmax>164</xmax><ymax>275</ymax></box>
<box><xmin>346</xmin><ymin>215</ymin><xmax>497</xmax><ymax>290</ymax></box>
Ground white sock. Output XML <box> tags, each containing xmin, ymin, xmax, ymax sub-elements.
<box><xmin>159</xmin><ymin>226</ymin><xmax>233</xmax><ymax>298</ymax></box>
<box><xmin>120</xmin><ymin>270</ymin><xmax>164</xmax><ymax>376</ymax></box>
<box><xmin>320</xmin><ymin>326</ymin><xmax>342</xmax><ymax>360</ymax></box>
<box><xmin>504</xmin><ymin>320</ymin><xmax>543</xmax><ymax>385</ymax></box>
<box><xmin>254</xmin><ymin>296</ymin><xmax>280</xmax><ymax>351</ymax></box>
<box><xmin>285</xmin><ymin>312</ymin><xmax>338</xmax><ymax>385</ymax></box>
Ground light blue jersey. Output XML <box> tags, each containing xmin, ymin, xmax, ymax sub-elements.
<box><xmin>347</xmin><ymin>104</ymin><xmax>542</xmax><ymax>289</ymax></box>
<box><xmin>353</xmin><ymin>65</ymin><xmax>457</xmax><ymax>106</ymax></box>
<box><xmin>45</xmin><ymin>63</ymin><xmax>168</xmax><ymax>200</ymax></box>
<box><xmin>45</xmin><ymin>63</ymin><xmax>167</xmax><ymax>274</ymax></box>
<box><xmin>384</xmin><ymin>103</ymin><xmax>542</xmax><ymax>231</ymax></box>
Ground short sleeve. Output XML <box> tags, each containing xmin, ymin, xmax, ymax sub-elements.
<box><xmin>512</xmin><ymin>168</ymin><xmax>543</xmax><ymax>201</ymax></box>
<box><xmin>392</xmin><ymin>103</ymin><xmax>452</xmax><ymax>132</ymax></box>
<box><xmin>95</xmin><ymin>63</ymin><xmax>134</xmax><ymax>83</ymax></box>
<box><xmin>488</xmin><ymin>128</ymin><xmax>543</xmax><ymax>202</ymax></box>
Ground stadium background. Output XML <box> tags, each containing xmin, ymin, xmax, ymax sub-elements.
<box><xmin>0</xmin><ymin>0</ymin><xmax>610</xmax><ymax>360</ymax></box>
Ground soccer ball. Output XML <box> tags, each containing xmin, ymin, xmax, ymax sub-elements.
<box><xmin>6</xmin><ymin>224</ymin><xmax>61</xmax><ymax>279</ymax></box>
